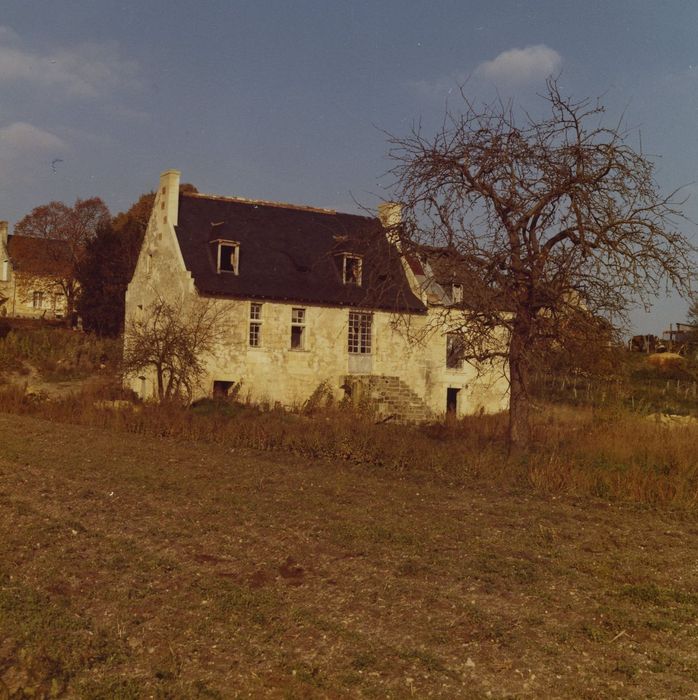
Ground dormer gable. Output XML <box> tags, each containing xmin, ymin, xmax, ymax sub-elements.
<box><xmin>334</xmin><ymin>252</ymin><xmax>363</xmax><ymax>287</ymax></box>
<box><xmin>212</xmin><ymin>239</ymin><xmax>240</xmax><ymax>275</ymax></box>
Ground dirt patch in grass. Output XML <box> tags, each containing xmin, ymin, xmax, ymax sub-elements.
<box><xmin>1</xmin><ymin>414</ymin><xmax>697</xmax><ymax>698</ymax></box>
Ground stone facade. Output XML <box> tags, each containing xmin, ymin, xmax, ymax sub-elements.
<box><xmin>0</xmin><ymin>221</ymin><xmax>68</xmax><ymax>319</ymax></box>
<box><xmin>125</xmin><ymin>170</ymin><xmax>508</xmax><ymax>418</ymax></box>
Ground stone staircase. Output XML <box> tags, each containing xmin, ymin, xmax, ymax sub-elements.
<box><xmin>343</xmin><ymin>374</ymin><xmax>433</xmax><ymax>423</ymax></box>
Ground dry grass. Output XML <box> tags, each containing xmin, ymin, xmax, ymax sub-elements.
<box><xmin>0</xmin><ymin>380</ymin><xmax>696</xmax><ymax>509</ymax></box>
<box><xmin>0</xmin><ymin>327</ymin><xmax>121</xmax><ymax>381</ymax></box>
<box><xmin>1</xmin><ymin>413</ymin><xmax>697</xmax><ymax>698</ymax></box>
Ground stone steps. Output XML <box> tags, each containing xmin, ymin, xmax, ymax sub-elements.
<box><xmin>344</xmin><ymin>374</ymin><xmax>432</xmax><ymax>423</ymax></box>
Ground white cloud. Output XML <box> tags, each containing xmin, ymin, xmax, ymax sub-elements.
<box><xmin>476</xmin><ymin>45</ymin><xmax>562</xmax><ymax>85</ymax></box>
<box><xmin>0</xmin><ymin>122</ymin><xmax>67</xmax><ymax>178</ymax></box>
<box><xmin>0</xmin><ymin>26</ymin><xmax>139</xmax><ymax>98</ymax></box>
<box><xmin>0</xmin><ymin>121</ymin><xmax>66</xmax><ymax>151</ymax></box>
<box><xmin>0</xmin><ymin>122</ymin><xmax>69</xmax><ymax>182</ymax></box>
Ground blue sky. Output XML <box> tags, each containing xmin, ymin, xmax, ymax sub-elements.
<box><xmin>1</xmin><ymin>0</ymin><xmax>696</xmax><ymax>332</ymax></box>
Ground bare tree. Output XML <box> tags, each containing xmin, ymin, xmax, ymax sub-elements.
<box><xmin>14</xmin><ymin>198</ymin><xmax>110</xmax><ymax>317</ymax></box>
<box><xmin>387</xmin><ymin>79</ymin><xmax>695</xmax><ymax>447</ymax></box>
<box><xmin>123</xmin><ymin>297</ymin><xmax>229</xmax><ymax>402</ymax></box>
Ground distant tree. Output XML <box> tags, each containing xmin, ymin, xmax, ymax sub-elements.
<box><xmin>76</xmin><ymin>220</ymin><xmax>142</xmax><ymax>336</ymax></box>
<box><xmin>122</xmin><ymin>297</ymin><xmax>228</xmax><ymax>402</ymax></box>
<box><xmin>14</xmin><ymin>198</ymin><xmax>110</xmax><ymax>318</ymax></box>
<box><xmin>387</xmin><ymin>79</ymin><xmax>695</xmax><ymax>447</ymax></box>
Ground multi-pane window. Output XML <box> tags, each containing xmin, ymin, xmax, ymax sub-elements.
<box><xmin>451</xmin><ymin>284</ymin><xmax>464</xmax><ymax>304</ymax></box>
<box><xmin>290</xmin><ymin>307</ymin><xmax>306</xmax><ymax>350</ymax></box>
<box><xmin>348</xmin><ymin>311</ymin><xmax>372</xmax><ymax>354</ymax></box>
<box><xmin>32</xmin><ymin>291</ymin><xmax>44</xmax><ymax>309</ymax></box>
<box><xmin>446</xmin><ymin>333</ymin><xmax>465</xmax><ymax>369</ymax></box>
<box><xmin>249</xmin><ymin>302</ymin><xmax>262</xmax><ymax>347</ymax></box>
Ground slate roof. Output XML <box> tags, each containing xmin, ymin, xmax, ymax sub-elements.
<box><xmin>174</xmin><ymin>193</ymin><xmax>425</xmax><ymax>312</ymax></box>
<box><xmin>7</xmin><ymin>235</ymin><xmax>73</xmax><ymax>277</ymax></box>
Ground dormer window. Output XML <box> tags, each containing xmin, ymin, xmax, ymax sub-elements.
<box><xmin>451</xmin><ymin>283</ymin><xmax>463</xmax><ymax>304</ymax></box>
<box><xmin>215</xmin><ymin>240</ymin><xmax>240</xmax><ymax>274</ymax></box>
<box><xmin>341</xmin><ymin>254</ymin><xmax>362</xmax><ymax>286</ymax></box>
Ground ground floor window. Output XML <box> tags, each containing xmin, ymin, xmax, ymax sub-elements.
<box><xmin>348</xmin><ymin>311</ymin><xmax>372</xmax><ymax>354</ymax></box>
<box><xmin>291</xmin><ymin>307</ymin><xmax>306</xmax><ymax>349</ymax></box>
<box><xmin>32</xmin><ymin>291</ymin><xmax>44</xmax><ymax>309</ymax></box>
<box><xmin>249</xmin><ymin>302</ymin><xmax>262</xmax><ymax>347</ymax></box>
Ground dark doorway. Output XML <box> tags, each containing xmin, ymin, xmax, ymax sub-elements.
<box><xmin>213</xmin><ymin>380</ymin><xmax>234</xmax><ymax>397</ymax></box>
<box><xmin>446</xmin><ymin>387</ymin><xmax>460</xmax><ymax>414</ymax></box>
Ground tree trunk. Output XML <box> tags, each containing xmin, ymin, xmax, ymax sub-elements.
<box><xmin>156</xmin><ymin>366</ymin><xmax>165</xmax><ymax>401</ymax></box>
<box><xmin>508</xmin><ymin>325</ymin><xmax>532</xmax><ymax>450</ymax></box>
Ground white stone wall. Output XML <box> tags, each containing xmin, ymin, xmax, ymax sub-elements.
<box><xmin>199</xmin><ymin>300</ymin><xmax>507</xmax><ymax>415</ymax></box>
<box><xmin>125</xmin><ymin>170</ymin><xmax>508</xmax><ymax>416</ymax></box>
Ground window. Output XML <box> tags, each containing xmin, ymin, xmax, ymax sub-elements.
<box><xmin>451</xmin><ymin>284</ymin><xmax>464</xmax><ymax>304</ymax></box>
<box><xmin>32</xmin><ymin>291</ymin><xmax>44</xmax><ymax>309</ymax></box>
<box><xmin>341</xmin><ymin>254</ymin><xmax>363</xmax><ymax>286</ymax></box>
<box><xmin>446</xmin><ymin>333</ymin><xmax>465</xmax><ymax>369</ymax></box>
<box><xmin>216</xmin><ymin>241</ymin><xmax>239</xmax><ymax>274</ymax></box>
<box><xmin>348</xmin><ymin>311</ymin><xmax>372</xmax><ymax>354</ymax></box>
<box><xmin>249</xmin><ymin>302</ymin><xmax>262</xmax><ymax>347</ymax></box>
<box><xmin>290</xmin><ymin>307</ymin><xmax>306</xmax><ymax>350</ymax></box>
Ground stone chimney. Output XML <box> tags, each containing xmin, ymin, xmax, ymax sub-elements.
<box><xmin>378</xmin><ymin>202</ymin><xmax>402</xmax><ymax>246</ymax></box>
<box><xmin>0</xmin><ymin>221</ymin><xmax>7</xmax><ymax>249</ymax></box>
<box><xmin>378</xmin><ymin>202</ymin><xmax>401</xmax><ymax>227</ymax></box>
<box><xmin>158</xmin><ymin>169</ymin><xmax>181</xmax><ymax>227</ymax></box>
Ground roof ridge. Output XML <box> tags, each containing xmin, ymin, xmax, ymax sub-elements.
<box><xmin>182</xmin><ymin>191</ymin><xmax>341</xmax><ymax>215</ymax></box>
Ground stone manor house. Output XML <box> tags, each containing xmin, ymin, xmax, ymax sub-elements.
<box><xmin>125</xmin><ymin>170</ymin><xmax>508</xmax><ymax>419</ymax></box>
<box><xmin>0</xmin><ymin>221</ymin><xmax>69</xmax><ymax>319</ymax></box>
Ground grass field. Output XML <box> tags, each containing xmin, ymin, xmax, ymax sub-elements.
<box><xmin>1</xmin><ymin>413</ymin><xmax>698</xmax><ymax>698</ymax></box>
